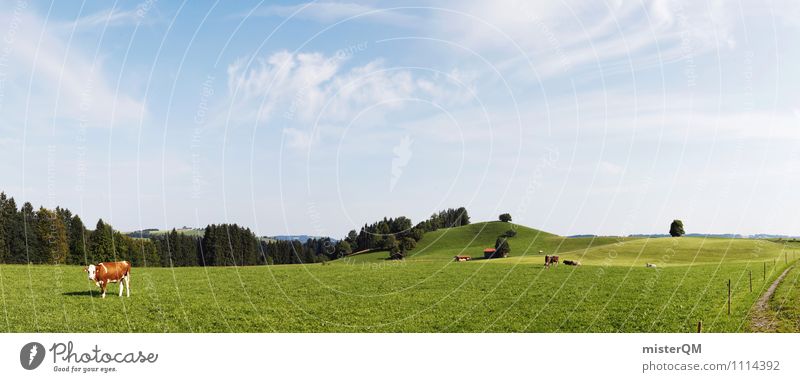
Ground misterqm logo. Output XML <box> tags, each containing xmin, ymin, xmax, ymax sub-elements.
<box><xmin>20</xmin><ymin>342</ymin><xmax>45</xmax><ymax>370</ymax></box>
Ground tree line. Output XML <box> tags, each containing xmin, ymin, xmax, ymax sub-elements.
<box><xmin>0</xmin><ymin>191</ymin><xmax>470</xmax><ymax>267</ymax></box>
<box><xmin>340</xmin><ymin>207</ymin><xmax>471</xmax><ymax>259</ymax></box>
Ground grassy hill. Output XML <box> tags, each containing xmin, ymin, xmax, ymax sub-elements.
<box><xmin>341</xmin><ymin>221</ymin><xmax>632</xmax><ymax>263</ymax></box>
<box><xmin>341</xmin><ymin>221</ymin><xmax>788</xmax><ymax>268</ymax></box>
<box><xmin>408</xmin><ymin>221</ymin><xmax>556</xmax><ymax>260</ymax></box>
<box><xmin>527</xmin><ymin>236</ymin><xmax>786</xmax><ymax>266</ymax></box>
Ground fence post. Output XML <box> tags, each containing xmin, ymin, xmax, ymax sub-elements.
<box><xmin>764</xmin><ymin>262</ymin><xmax>766</xmax><ymax>281</ymax></box>
<box><xmin>697</xmin><ymin>320</ymin><xmax>702</xmax><ymax>333</ymax></box>
<box><xmin>749</xmin><ymin>270</ymin><xmax>752</xmax><ymax>292</ymax></box>
<box><xmin>727</xmin><ymin>279</ymin><xmax>731</xmax><ymax>316</ymax></box>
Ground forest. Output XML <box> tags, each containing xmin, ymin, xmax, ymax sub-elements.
<box><xmin>0</xmin><ymin>191</ymin><xmax>470</xmax><ymax>267</ymax></box>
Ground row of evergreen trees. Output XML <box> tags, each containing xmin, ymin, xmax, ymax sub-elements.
<box><xmin>414</xmin><ymin>207</ymin><xmax>471</xmax><ymax>233</ymax></box>
<box><xmin>1</xmin><ymin>192</ymin><xmax>84</xmax><ymax>264</ymax></box>
<box><xmin>0</xmin><ymin>191</ymin><xmax>301</xmax><ymax>267</ymax></box>
<box><xmin>1</xmin><ymin>191</ymin><xmax>470</xmax><ymax>267</ymax></box>
<box><xmin>0</xmin><ymin>192</ymin><xmax>162</xmax><ymax>266</ymax></box>
<box><xmin>340</xmin><ymin>207</ymin><xmax>471</xmax><ymax>257</ymax></box>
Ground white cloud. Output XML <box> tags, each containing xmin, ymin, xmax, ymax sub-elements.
<box><xmin>222</xmin><ymin>50</ymin><xmax>475</xmax><ymax>150</ymax></box>
<box><xmin>424</xmin><ymin>0</ymin><xmax>740</xmax><ymax>80</ymax></box>
<box><xmin>53</xmin><ymin>8</ymin><xmax>151</xmax><ymax>30</ymax></box>
<box><xmin>0</xmin><ymin>5</ymin><xmax>147</xmax><ymax>132</ymax></box>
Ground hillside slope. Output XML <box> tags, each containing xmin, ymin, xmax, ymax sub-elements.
<box><xmin>341</xmin><ymin>221</ymin><xmax>631</xmax><ymax>263</ymax></box>
<box><xmin>544</xmin><ymin>236</ymin><xmax>787</xmax><ymax>266</ymax></box>
<box><xmin>341</xmin><ymin>221</ymin><xmax>790</xmax><ymax>267</ymax></box>
<box><xmin>408</xmin><ymin>221</ymin><xmax>555</xmax><ymax>260</ymax></box>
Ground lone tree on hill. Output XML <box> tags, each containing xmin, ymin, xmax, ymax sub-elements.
<box><xmin>494</xmin><ymin>236</ymin><xmax>511</xmax><ymax>257</ymax></box>
<box><xmin>669</xmin><ymin>220</ymin><xmax>685</xmax><ymax>237</ymax></box>
<box><xmin>499</xmin><ymin>213</ymin><xmax>512</xmax><ymax>223</ymax></box>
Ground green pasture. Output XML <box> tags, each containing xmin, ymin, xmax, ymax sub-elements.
<box><xmin>1</xmin><ymin>222</ymin><xmax>798</xmax><ymax>333</ymax></box>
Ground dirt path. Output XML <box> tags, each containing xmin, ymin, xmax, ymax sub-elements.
<box><xmin>749</xmin><ymin>265</ymin><xmax>795</xmax><ymax>332</ymax></box>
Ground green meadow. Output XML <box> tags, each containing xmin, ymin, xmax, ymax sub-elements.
<box><xmin>0</xmin><ymin>222</ymin><xmax>797</xmax><ymax>333</ymax></box>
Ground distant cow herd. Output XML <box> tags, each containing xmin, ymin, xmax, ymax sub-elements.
<box><xmin>545</xmin><ymin>255</ymin><xmax>581</xmax><ymax>267</ymax></box>
<box><xmin>452</xmin><ymin>253</ymin><xmax>583</xmax><ymax>267</ymax></box>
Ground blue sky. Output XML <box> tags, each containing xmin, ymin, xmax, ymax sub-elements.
<box><xmin>1</xmin><ymin>0</ymin><xmax>799</xmax><ymax>237</ymax></box>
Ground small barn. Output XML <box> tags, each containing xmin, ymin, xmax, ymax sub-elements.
<box><xmin>483</xmin><ymin>248</ymin><xmax>497</xmax><ymax>259</ymax></box>
<box><xmin>454</xmin><ymin>255</ymin><xmax>471</xmax><ymax>262</ymax></box>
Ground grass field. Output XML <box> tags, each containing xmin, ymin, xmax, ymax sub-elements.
<box><xmin>1</xmin><ymin>222</ymin><xmax>798</xmax><ymax>333</ymax></box>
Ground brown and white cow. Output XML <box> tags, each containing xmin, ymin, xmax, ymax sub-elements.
<box><xmin>84</xmin><ymin>261</ymin><xmax>131</xmax><ymax>298</ymax></box>
<box><xmin>544</xmin><ymin>255</ymin><xmax>560</xmax><ymax>269</ymax></box>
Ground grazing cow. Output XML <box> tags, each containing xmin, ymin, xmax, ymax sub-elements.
<box><xmin>646</xmin><ymin>263</ymin><xmax>657</xmax><ymax>268</ymax></box>
<box><xmin>84</xmin><ymin>261</ymin><xmax>131</xmax><ymax>298</ymax></box>
<box><xmin>544</xmin><ymin>255</ymin><xmax>560</xmax><ymax>269</ymax></box>
<box><xmin>563</xmin><ymin>259</ymin><xmax>581</xmax><ymax>266</ymax></box>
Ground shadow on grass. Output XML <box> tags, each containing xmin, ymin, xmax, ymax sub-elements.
<box><xmin>62</xmin><ymin>290</ymin><xmax>98</xmax><ymax>297</ymax></box>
